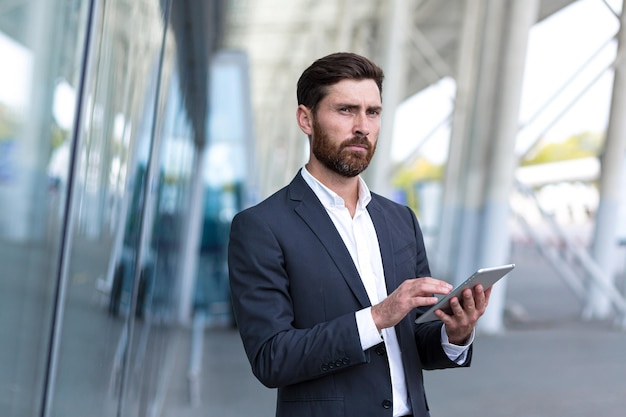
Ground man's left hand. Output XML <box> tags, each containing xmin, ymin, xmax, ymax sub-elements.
<box><xmin>435</xmin><ymin>284</ymin><xmax>492</xmax><ymax>345</ymax></box>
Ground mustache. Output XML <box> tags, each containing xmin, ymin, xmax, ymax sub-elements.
<box><xmin>341</xmin><ymin>136</ymin><xmax>370</xmax><ymax>149</ymax></box>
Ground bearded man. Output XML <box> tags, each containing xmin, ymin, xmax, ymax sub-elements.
<box><xmin>228</xmin><ymin>52</ymin><xmax>491</xmax><ymax>417</ymax></box>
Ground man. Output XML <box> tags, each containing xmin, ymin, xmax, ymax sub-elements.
<box><xmin>228</xmin><ymin>52</ymin><xmax>491</xmax><ymax>417</ymax></box>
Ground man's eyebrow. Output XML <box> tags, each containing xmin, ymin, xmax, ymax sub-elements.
<box><xmin>333</xmin><ymin>103</ymin><xmax>382</xmax><ymax>112</ymax></box>
<box><xmin>334</xmin><ymin>103</ymin><xmax>359</xmax><ymax>109</ymax></box>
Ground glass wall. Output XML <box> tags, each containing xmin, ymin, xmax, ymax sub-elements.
<box><xmin>0</xmin><ymin>1</ymin><xmax>249</xmax><ymax>416</ymax></box>
<box><xmin>0</xmin><ymin>0</ymin><xmax>92</xmax><ymax>415</ymax></box>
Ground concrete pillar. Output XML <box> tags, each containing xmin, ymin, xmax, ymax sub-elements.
<box><xmin>433</xmin><ymin>0</ymin><xmax>485</xmax><ymax>278</ymax></box>
<box><xmin>436</xmin><ymin>2</ymin><xmax>538</xmax><ymax>337</ymax></box>
<box><xmin>177</xmin><ymin>140</ymin><xmax>206</xmax><ymax>324</ymax></box>
<box><xmin>478</xmin><ymin>0</ymin><xmax>539</xmax><ymax>334</ymax></box>
<box><xmin>439</xmin><ymin>0</ymin><xmax>507</xmax><ymax>285</ymax></box>
<box><xmin>585</xmin><ymin>0</ymin><xmax>626</xmax><ymax>319</ymax></box>
<box><xmin>366</xmin><ymin>0</ymin><xmax>409</xmax><ymax>198</ymax></box>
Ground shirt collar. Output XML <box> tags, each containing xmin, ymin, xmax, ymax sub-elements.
<box><xmin>300</xmin><ymin>166</ymin><xmax>372</xmax><ymax>210</ymax></box>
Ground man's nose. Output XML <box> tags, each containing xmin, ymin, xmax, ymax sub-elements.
<box><xmin>353</xmin><ymin>112</ymin><xmax>370</xmax><ymax>137</ymax></box>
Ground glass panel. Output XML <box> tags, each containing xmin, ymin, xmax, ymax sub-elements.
<box><xmin>48</xmin><ymin>0</ymin><xmax>186</xmax><ymax>415</ymax></box>
<box><xmin>1</xmin><ymin>0</ymin><xmax>241</xmax><ymax>415</ymax></box>
<box><xmin>0</xmin><ymin>0</ymin><xmax>90</xmax><ymax>415</ymax></box>
<box><xmin>120</xmin><ymin>67</ymin><xmax>196</xmax><ymax>417</ymax></box>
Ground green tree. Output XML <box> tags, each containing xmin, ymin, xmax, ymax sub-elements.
<box><xmin>521</xmin><ymin>131</ymin><xmax>603</xmax><ymax>166</ymax></box>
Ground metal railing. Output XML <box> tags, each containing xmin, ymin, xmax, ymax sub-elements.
<box><xmin>512</xmin><ymin>180</ymin><xmax>626</xmax><ymax>327</ymax></box>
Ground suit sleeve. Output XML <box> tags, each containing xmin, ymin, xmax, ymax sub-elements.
<box><xmin>228</xmin><ymin>209</ymin><xmax>368</xmax><ymax>388</ymax></box>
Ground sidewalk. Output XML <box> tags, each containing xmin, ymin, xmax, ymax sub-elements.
<box><xmin>193</xmin><ymin>244</ymin><xmax>626</xmax><ymax>417</ymax></box>
<box><xmin>425</xmin><ymin>321</ymin><xmax>626</xmax><ymax>417</ymax></box>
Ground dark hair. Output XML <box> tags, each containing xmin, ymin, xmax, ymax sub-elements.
<box><xmin>296</xmin><ymin>52</ymin><xmax>384</xmax><ymax>113</ymax></box>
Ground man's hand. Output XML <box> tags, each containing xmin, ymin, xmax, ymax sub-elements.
<box><xmin>435</xmin><ymin>284</ymin><xmax>492</xmax><ymax>345</ymax></box>
<box><xmin>371</xmin><ymin>278</ymin><xmax>453</xmax><ymax>331</ymax></box>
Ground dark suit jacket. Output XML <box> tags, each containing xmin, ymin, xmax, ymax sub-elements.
<box><xmin>228</xmin><ymin>172</ymin><xmax>471</xmax><ymax>417</ymax></box>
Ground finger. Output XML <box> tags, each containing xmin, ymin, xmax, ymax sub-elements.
<box><xmin>472</xmin><ymin>285</ymin><xmax>487</xmax><ymax>311</ymax></box>
<box><xmin>416</xmin><ymin>296</ymin><xmax>440</xmax><ymax>307</ymax></box>
<box><xmin>483</xmin><ymin>286</ymin><xmax>493</xmax><ymax>305</ymax></box>
<box><xmin>412</xmin><ymin>277</ymin><xmax>453</xmax><ymax>289</ymax></box>
<box><xmin>462</xmin><ymin>288</ymin><xmax>476</xmax><ymax>312</ymax></box>
<box><xmin>407</xmin><ymin>278</ymin><xmax>453</xmax><ymax>297</ymax></box>
<box><xmin>433</xmin><ymin>308</ymin><xmax>452</xmax><ymax>324</ymax></box>
<box><xmin>473</xmin><ymin>285</ymin><xmax>492</xmax><ymax>314</ymax></box>
<box><xmin>388</xmin><ymin>287</ymin><xmax>436</xmax><ymax>309</ymax></box>
<box><xmin>449</xmin><ymin>296</ymin><xmax>465</xmax><ymax>317</ymax></box>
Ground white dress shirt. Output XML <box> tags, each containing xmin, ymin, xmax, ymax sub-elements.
<box><xmin>301</xmin><ymin>167</ymin><xmax>472</xmax><ymax>417</ymax></box>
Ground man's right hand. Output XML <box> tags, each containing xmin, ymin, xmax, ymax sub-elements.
<box><xmin>371</xmin><ymin>278</ymin><xmax>452</xmax><ymax>331</ymax></box>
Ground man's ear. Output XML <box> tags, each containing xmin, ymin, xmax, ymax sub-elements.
<box><xmin>296</xmin><ymin>105</ymin><xmax>313</xmax><ymax>136</ymax></box>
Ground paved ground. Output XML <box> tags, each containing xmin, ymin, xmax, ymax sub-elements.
<box><xmin>193</xmin><ymin>242</ymin><xmax>626</xmax><ymax>417</ymax></box>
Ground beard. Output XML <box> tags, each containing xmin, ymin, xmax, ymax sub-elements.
<box><xmin>311</xmin><ymin>118</ymin><xmax>377</xmax><ymax>178</ymax></box>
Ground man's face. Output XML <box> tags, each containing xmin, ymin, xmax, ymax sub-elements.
<box><xmin>308</xmin><ymin>79</ymin><xmax>382</xmax><ymax>178</ymax></box>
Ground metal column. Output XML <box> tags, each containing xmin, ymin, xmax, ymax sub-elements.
<box><xmin>478</xmin><ymin>0</ymin><xmax>539</xmax><ymax>333</ymax></box>
<box><xmin>585</xmin><ymin>0</ymin><xmax>626</xmax><ymax>320</ymax></box>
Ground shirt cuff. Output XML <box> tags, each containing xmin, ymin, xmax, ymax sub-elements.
<box><xmin>356</xmin><ymin>307</ymin><xmax>384</xmax><ymax>350</ymax></box>
<box><xmin>440</xmin><ymin>325</ymin><xmax>474</xmax><ymax>364</ymax></box>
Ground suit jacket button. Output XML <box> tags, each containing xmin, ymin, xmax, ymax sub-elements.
<box><xmin>342</xmin><ymin>357</ymin><xmax>350</xmax><ymax>365</ymax></box>
<box><xmin>375</xmin><ymin>346</ymin><xmax>386</xmax><ymax>356</ymax></box>
<box><xmin>382</xmin><ymin>399</ymin><xmax>392</xmax><ymax>409</ymax></box>
<box><xmin>335</xmin><ymin>360</ymin><xmax>343</xmax><ymax>367</ymax></box>
<box><xmin>321</xmin><ymin>365</ymin><xmax>329</xmax><ymax>372</ymax></box>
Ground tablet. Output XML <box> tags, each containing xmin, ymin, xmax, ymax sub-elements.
<box><xmin>414</xmin><ymin>263</ymin><xmax>515</xmax><ymax>324</ymax></box>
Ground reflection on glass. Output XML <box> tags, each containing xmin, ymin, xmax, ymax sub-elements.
<box><xmin>0</xmin><ymin>0</ymin><xmax>90</xmax><ymax>415</ymax></box>
<box><xmin>0</xmin><ymin>0</ymin><xmax>250</xmax><ymax>415</ymax></box>
<box><xmin>49</xmin><ymin>0</ymin><xmax>192</xmax><ymax>415</ymax></box>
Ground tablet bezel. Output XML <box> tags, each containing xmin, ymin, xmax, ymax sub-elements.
<box><xmin>414</xmin><ymin>263</ymin><xmax>515</xmax><ymax>324</ymax></box>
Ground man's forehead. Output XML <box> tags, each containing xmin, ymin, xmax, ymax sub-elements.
<box><xmin>324</xmin><ymin>79</ymin><xmax>382</xmax><ymax>105</ymax></box>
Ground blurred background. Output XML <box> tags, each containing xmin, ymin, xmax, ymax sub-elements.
<box><xmin>1</xmin><ymin>0</ymin><xmax>625</xmax><ymax>416</ymax></box>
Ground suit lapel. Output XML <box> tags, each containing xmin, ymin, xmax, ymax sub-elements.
<box><xmin>288</xmin><ymin>174</ymin><xmax>371</xmax><ymax>309</ymax></box>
